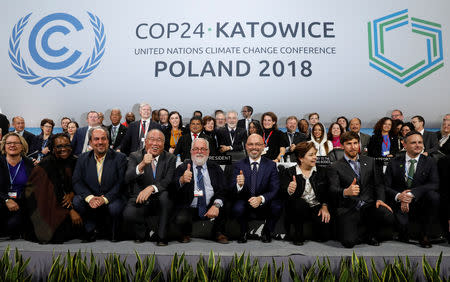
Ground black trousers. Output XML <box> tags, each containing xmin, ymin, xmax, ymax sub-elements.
<box><xmin>123</xmin><ymin>190</ymin><xmax>172</xmax><ymax>240</ymax></box>
<box><xmin>232</xmin><ymin>198</ymin><xmax>283</xmax><ymax>234</ymax></box>
<box><xmin>337</xmin><ymin>203</ymin><xmax>394</xmax><ymax>247</ymax></box>
<box><xmin>0</xmin><ymin>199</ymin><xmax>29</xmax><ymax>238</ymax></box>
<box><xmin>286</xmin><ymin>197</ymin><xmax>330</xmax><ymax>242</ymax></box>
<box><xmin>393</xmin><ymin>190</ymin><xmax>440</xmax><ymax>237</ymax></box>
<box><xmin>174</xmin><ymin>205</ymin><xmax>227</xmax><ymax>236</ymax></box>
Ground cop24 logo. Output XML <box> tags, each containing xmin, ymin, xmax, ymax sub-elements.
<box><xmin>8</xmin><ymin>12</ymin><xmax>106</xmax><ymax>87</ymax></box>
<box><xmin>368</xmin><ymin>9</ymin><xmax>444</xmax><ymax>87</ymax></box>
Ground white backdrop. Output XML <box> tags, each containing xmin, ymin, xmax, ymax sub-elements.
<box><xmin>1</xmin><ymin>0</ymin><xmax>449</xmax><ymax>127</ymax></box>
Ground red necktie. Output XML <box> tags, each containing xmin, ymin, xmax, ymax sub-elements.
<box><xmin>193</xmin><ymin>133</ymin><xmax>198</xmax><ymax>138</ymax></box>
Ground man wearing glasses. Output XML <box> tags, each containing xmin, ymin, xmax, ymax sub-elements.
<box><xmin>237</xmin><ymin>105</ymin><xmax>258</xmax><ymax>135</ymax></box>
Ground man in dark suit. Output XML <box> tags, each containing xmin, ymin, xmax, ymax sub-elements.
<box><xmin>119</xmin><ymin>103</ymin><xmax>162</xmax><ymax>155</ymax></box>
<box><xmin>71</xmin><ymin>111</ymin><xmax>100</xmax><ymax>156</ymax></box>
<box><xmin>73</xmin><ymin>127</ymin><xmax>127</xmax><ymax>242</ymax></box>
<box><xmin>158</xmin><ymin>108</ymin><xmax>170</xmax><ymax>131</ymax></box>
<box><xmin>438</xmin><ymin>154</ymin><xmax>450</xmax><ymax>243</ymax></box>
<box><xmin>216</xmin><ymin>111</ymin><xmax>247</xmax><ymax>154</ymax></box>
<box><xmin>328</xmin><ymin>131</ymin><xmax>394</xmax><ymax>248</ymax></box>
<box><xmin>0</xmin><ymin>113</ymin><xmax>10</xmax><ymax>139</ymax></box>
<box><xmin>174</xmin><ymin>137</ymin><xmax>229</xmax><ymax>243</ymax></box>
<box><xmin>411</xmin><ymin>115</ymin><xmax>439</xmax><ymax>155</ymax></box>
<box><xmin>237</xmin><ymin>105</ymin><xmax>258</xmax><ymax>135</ymax></box>
<box><xmin>384</xmin><ymin>131</ymin><xmax>440</xmax><ymax>248</ymax></box>
<box><xmin>123</xmin><ymin>129</ymin><xmax>175</xmax><ymax>246</ymax></box>
<box><xmin>283</xmin><ymin>116</ymin><xmax>308</xmax><ymax>162</ymax></box>
<box><xmin>174</xmin><ymin>117</ymin><xmax>213</xmax><ymax>161</ymax></box>
<box><xmin>350</xmin><ymin>117</ymin><xmax>370</xmax><ymax>155</ymax></box>
<box><xmin>437</xmin><ymin>114</ymin><xmax>450</xmax><ymax>156</ymax></box>
<box><xmin>107</xmin><ymin>109</ymin><xmax>127</xmax><ymax>150</ymax></box>
<box><xmin>231</xmin><ymin>134</ymin><xmax>281</xmax><ymax>243</ymax></box>
<box><xmin>11</xmin><ymin>116</ymin><xmax>35</xmax><ymax>151</ymax></box>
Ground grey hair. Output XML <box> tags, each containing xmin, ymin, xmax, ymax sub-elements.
<box><xmin>191</xmin><ymin>137</ymin><xmax>209</xmax><ymax>150</ymax></box>
<box><xmin>139</xmin><ymin>103</ymin><xmax>151</xmax><ymax>111</ymax></box>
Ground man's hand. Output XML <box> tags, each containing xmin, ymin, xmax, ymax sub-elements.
<box><xmin>180</xmin><ymin>164</ymin><xmax>192</xmax><ymax>184</ymax></box>
<box><xmin>136</xmin><ymin>186</ymin><xmax>154</xmax><ymax>204</ymax></box>
<box><xmin>6</xmin><ymin>199</ymin><xmax>19</xmax><ymax>212</ymax></box>
<box><xmin>344</xmin><ymin>178</ymin><xmax>360</xmax><ymax>196</ymax></box>
<box><xmin>69</xmin><ymin>209</ymin><xmax>83</xmax><ymax>226</ymax></box>
<box><xmin>205</xmin><ymin>205</ymin><xmax>219</xmax><ymax>219</ymax></box>
<box><xmin>237</xmin><ymin>170</ymin><xmax>245</xmax><ymax>187</ymax></box>
<box><xmin>219</xmin><ymin>145</ymin><xmax>231</xmax><ymax>153</ymax></box>
<box><xmin>318</xmin><ymin>205</ymin><xmax>330</xmax><ymax>223</ymax></box>
<box><xmin>289</xmin><ymin>144</ymin><xmax>296</xmax><ymax>152</ymax></box>
<box><xmin>376</xmin><ymin>200</ymin><xmax>393</xmax><ymax>213</ymax></box>
<box><xmin>138</xmin><ymin>151</ymin><xmax>153</xmax><ymax>172</ymax></box>
<box><xmin>248</xmin><ymin>196</ymin><xmax>262</xmax><ymax>208</ymax></box>
<box><xmin>89</xmin><ymin>196</ymin><xmax>105</xmax><ymax>209</ymax></box>
<box><xmin>401</xmin><ymin>202</ymin><xmax>409</xmax><ymax>213</ymax></box>
<box><xmin>288</xmin><ymin>175</ymin><xmax>297</xmax><ymax>195</ymax></box>
<box><xmin>397</xmin><ymin>190</ymin><xmax>413</xmax><ymax>203</ymax></box>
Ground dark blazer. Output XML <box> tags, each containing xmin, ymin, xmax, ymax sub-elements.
<box><xmin>173</xmin><ymin>132</ymin><xmax>214</xmax><ymax>161</ymax></box>
<box><xmin>280</xmin><ymin>165</ymin><xmax>329</xmax><ymax>205</ymax></box>
<box><xmin>175</xmin><ymin>160</ymin><xmax>228</xmax><ymax>207</ymax></box>
<box><xmin>422</xmin><ymin>130</ymin><xmax>439</xmax><ymax>154</ymax></box>
<box><xmin>108</xmin><ymin>124</ymin><xmax>127</xmax><ymax>150</ymax></box>
<box><xmin>328</xmin><ymin>155</ymin><xmax>385</xmax><ymax>215</ymax></box>
<box><xmin>360</xmin><ymin>132</ymin><xmax>370</xmax><ymax>155</ymax></box>
<box><xmin>384</xmin><ymin>154</ymin><xmax>439</xmax><ymax>202</ymax></box>
<box><xmin>283</xmin><ymin>131</ymin><xmax>308</xmax><ymax>160</ymax></box>
<box><xmin>0</xmin><ymin>155</ymin><xmax>34</xmax><ymax>201</ymax></box>
<box><xmin>30</xmin><ymin>134</ymin><xmax>52</xmax><ymax>159</ymax></box>
<box><xmin>125</xmin><ymin>149</ymin><xmax>176</xmax><ymax>197</ymax></box>
<box><xmin>163</xmin><ymin>126</ymin><xmax>189</xmax><ymax>151</ymax></box>
<box><xmin>437</xmin><ymin>156</ymin><xmax>450</xmax><ymax>219</ymax></box>
<box><xmin>19</xmin><ymin>130</ymin><xmax>36</xmax><ymax>150</ymax></box>
<box><xmin>436</xmin><ymin>132</ymin><xmax>450</xmax><ymax>156</ymax></box>
<box><xmin>216</xmin><ymin>126</ymin><xmax>247</xmax><ymax>152</ymax></box>
<box><xmin>0</xmin><ymin>114</ymin><xmax>9</xmax><ymax>137</ymax></box>
<box><xmin>237</xmin><ymin>119</ymin><xmax>259</xmax><ymax>134</ymax></box>
<box><xmin>71</xmin><ymin>126</ymin><xmax>89</xmax><ymax>156</ymax></box>
<box><xmin>73</xmin><ymin>149</ymin><xmax>127</xmax><ymax>202</ymax></box>
<box><xmin>119</xmin><ymin>120</ymin><xmax>162</xmax><ymax>155</ymax></box>
<box><xmin>231</xmin><ymin>156</ymin><xmax>280</xmax><ymax>203</ymax></box>
<box><xmin>367</xmin><ymin>134</ymin><xmax>399</xmax><ymax>157</ymax></box>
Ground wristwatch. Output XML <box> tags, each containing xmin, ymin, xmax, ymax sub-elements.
<box><xmin>213</xmin><ymin>203</ymin><xmax>221</xmax><ymax>208</ymax></box>
<box><xmin>5</xmin><ymin>199</ymin><xmax>9</xmax><ymax>203</ymax></box>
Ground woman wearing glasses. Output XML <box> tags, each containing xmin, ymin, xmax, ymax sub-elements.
<box><xmin>0</xmin><ymin>132</ymin><xmax>34</xmax><ymax>239</ymax></box>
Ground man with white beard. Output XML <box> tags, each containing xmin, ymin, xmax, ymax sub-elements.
<box><xmin>174</xmin><ymin>138</ymin><xmax>229</xmax><ymax>244</ymax></box>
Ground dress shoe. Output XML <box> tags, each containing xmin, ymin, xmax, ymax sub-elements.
<box><xmin>293</xmin><ymin>240</ymin><xmax>304</xmax><ymax>246</ymax></box>
<box><xmin>179</xmin><ymin>235</ymin><xmax>191</xmax><ymax>243</ymax></box>
<box><xmin>419</xmin><ymin>236</ymin><xmax>432</xmax><ymax>248</ymax></box>
<box><xmin>261</xmin><ymin>231</ymin><xmax>272</xmax><ymax>243</ymax></box>
<box><xmin>237</xmin><ymin>233</ymin><xmax>247</xmax><ymax>243</ymax></box>
<box><xmin>215</xmin><ymin>233</ymin><xmax>229</xmax><ymax>244</ymax></box>
<box><xmin>157</xmin><ymin>239</ymin><xmax>168</xmax><ymax>246</ymax></box>
<box><xmin>366</xmin><ymin>237</ymin><xmax>380</xmax><ymax>246</ymax></box>
<box><xmin>81</xmin><ymin>232</ymin><xmax>96</xmax><ymax>243</ymax></box>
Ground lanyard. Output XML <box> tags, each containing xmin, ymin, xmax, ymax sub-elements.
<box><xmin>7</xmin><ymin>160</ymin><xmax>22</xmax><ymax>188</ymax></box>
<box><xmin>172</xmin><ymin>130</ymin><xmax>180</xmax><ymax>146</ymax></box>
<box><xmin>263</xmin><ymin>131</ymin><xmax>273</xmax><ymax>147</ymax></box>
<box><xmin>41</xmin><ymin>138</ymin><xmax>49</xmax><ymax>150</ymax></box>
<box><xmin>229</xmin><ymin>130</ymin><xmax>235</xmax><ymax>144</ymax></box>
<box><xmin>382</xmin><ymin>135</ymin><xmax>390</xmax><ymax>148</ymax></box>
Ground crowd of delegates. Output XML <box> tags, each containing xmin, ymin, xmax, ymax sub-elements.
<box><xmin>0</xmin><ymin>107</ymin><xmax>449</xmax><ymax>249</ymax></box>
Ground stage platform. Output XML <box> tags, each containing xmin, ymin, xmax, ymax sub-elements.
<box><xmin>1</xmin><ymin>238</ymin><xmax>449</xmax><ymax>280</ymax></box>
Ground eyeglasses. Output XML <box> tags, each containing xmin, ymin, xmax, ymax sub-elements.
<box><xmin>5</xmin><ymin>142</ymin><xmax>21</xmax><ymax>146</ymax></box>
<box><xmin>147</xmin><ymin>137</ymin><xmax>164</xmax><ymax>143</ymax></box>
<box><xmin>55</xmin><ymin>144</ymin><xmax>72</xmax><ymax>150</ymax></box>
<box><xmin>191</xmin><ymin>147</ymin><xmax>208</xmax><ymax>152</ymax></box>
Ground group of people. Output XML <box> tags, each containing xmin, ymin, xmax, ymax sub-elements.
<box><xmin>0</xmin><ymin>106</ymin><xmax>449</xmax><ymax>249</ymax></box>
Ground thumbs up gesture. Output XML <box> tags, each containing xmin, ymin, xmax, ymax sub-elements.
<box><xmin>236</xmin><ymin>170</ymin><xmax>245</xmax><ymax>187</ymax></box>
<box><xmin>288</xmin><ymin>175</ymin><xmax>297</xmax><ymax>195</ymax></box>
<box><xmin>344</xmin><ymin>178</ymin><xmax>360</xmax><ymax>196</ymax></box>
<box><xmin>180</xmin><ymin>163</ymin><xmax>193</xmax><ymax>184</ymax></box>
<box><xmin>142</xmin><ymin>150</ymin><xmax>153</xmax><ymax>165</ymax></box>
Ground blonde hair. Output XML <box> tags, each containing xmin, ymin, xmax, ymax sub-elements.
<box><xmin>1</xmin><ymin>132</ymin><xmax>29</xmax><ymax>156</ymax></box>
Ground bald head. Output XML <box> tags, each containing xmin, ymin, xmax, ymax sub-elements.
<box><xmin>246</xmin><ymin>134</ymin><xmax>264</xmax><ymax>160</ymax></box>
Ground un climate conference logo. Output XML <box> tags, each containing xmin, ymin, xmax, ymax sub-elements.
<box><xmin>8</xmin><ymin>12</ymin><xmax>105</xmax><ymax>87</ymax></box>
<box><xmin>368</xmin><ymin>9</ymin><xmax>443</xmax><ymax>87</ymax></box>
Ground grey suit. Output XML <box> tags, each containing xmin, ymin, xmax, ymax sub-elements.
<box><xmin>359</xmin><ymin>132</ymin><xmax>370</xmax><ymax>155</ymax></box>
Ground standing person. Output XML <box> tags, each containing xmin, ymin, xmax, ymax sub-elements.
<box><xmin>237</xmin><ymin>105</ymin><xmax>258</xmax><ymax>135</ymax></box>
<box><xmin>202</xmin><ymin>115</ymin><xmax>218</xmax><ymax>153</ymax></box>
<box><xmin>107</xmin><ymin>109</ymin><xmax>127</xmax><ymax>150</ymax></box>
<box><xmin>328</xmin><ymin>131</ymin><xmax>394</xmax><ymax>248</ymax></box>
<box><xmin>391</xmin><ymin>109</ymin><xmax>404</xmax><ymax>121</ymax></box>
<box><xmin>0</xmin><ymin>133</ymin><xmax>34</xmax><ymax>239</ymax></box>
<box><xmin>31</xmin><ymin>118</ymin><xmax>54</xmax><ymax>162</ymax></box>
<box><xmin>11</xmin><ymin>116</ymin><xmax>35</xmax><ymax>149</ymax></box>
<box><xmin>308</xmin><ymin>113</ymin><xmax>320</xmax><ymax>135</ymax></box>
<box><xmin>260</xmin><ymin>112</ymin><xmax>287</xmax><ymax>162</ymax></box>
<box><xmin>67</xmin><ymin>121</ymin><xmax>79</xmax><ymax>142</ymax></box>
<box><xmin>174</xmin><ymin>117</ymin><xmax>214</xmax><ymax>162</ymax></box>
<box><xmin>336</xmin><ymin>116</ymin><xmax>349</xmax><ymax>132</ymax></box>
<box><xmin>215</xmin><ymin>110</ymin><xmax>226</xmax><ymax>129</ymax></box>
<box><xmin>60</xmin><ymin>117</ymin><xmax>71</xmax><ymax>133</ymax></box>
<box><xmin>216</xmin><ymin>111</ymin><xmax>247</xmax><ymax>154</ymax></box>
<box><xmin>437</xmin><ymin>114</ymin><xmax>450</xmax><ymax>155</ymax></box>
<box><xmin>164</xmin><ymin>111</ymin><xmax>185</xmax><ymax>154</ymax></box>
<box><xmin>231</xmin><ymin>134</ymin><xmax>281</xmax><ymax>243</ymax></box>
<box><xmin>122</xmin><ymin>112</ymin><xmax>135</xmax><ymax>128</ymax></box>
<box><xmin>0</xmin><ymin>113</ymin><xmax>9</xmax><ymax>141</ymax></box>
<box><xmin>71</xmin><ymin>111</ymin><xmax>100</xmax><ymax>156</ymax></box>
<box><xmin>283</xmin><ymin>116</ymin><xmax>308</xmax><ymax>162</ymax></box>
<box><xmin>368</xmin><ymin>117</ymin><xmax>399</xmax><ymax>158</ymax></box>
<box><xmin>411</xmin><ymin>115</ymin><xmax>439</xmax><ymax>155</ymax></box>
<box><xmin>328</xmin><ymin>122</ymin><xmax>344</xmax><ymax>148</ymax></box>
<box><xmin>349</xmin><ymin>118</ymin><xmax>370</xmax><ymax>155</ymax></box>
<box><xmin>158</xmin><ymin>108</ymin><xmax>170</xmax><ymax>131</ymax></box>
<box><xmin>310</xmin><ymin>123</ymin><xmax>333</xmax><ymax>157</ymax></box>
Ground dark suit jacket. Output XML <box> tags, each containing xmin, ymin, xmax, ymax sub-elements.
<box><xmin>0</xmin><ymin>114</ymin><xmax>9</xmax><ymax>137</ymax></box>
<box><xmin>163</xmin><ymin>126</ymin><xmax>189</xmax><ymax>151</ymax></box>
<box><xmin>173</xmin><ymin>132</ymin><xmax>214</xmax><ymax>161</ymax></box>
<box><xmin>119</xmin><ymin>120</ymin><xmax>162</xmax><ymax>155</ymax></box>
<box><xmin>368</xmin><ymin>134</ymin><xmax>399</xmax><ymax>157</ymax></box>
<box><xmin>384</xmin><ymin>154</ymin><xmax>439</xmax><ymax>202</ymax></box>
<box><xmin>108</xmin><ymin>124</ymin><xmax>127</xmax><ymax>150</ymax></box>
<box><xmin>0</xmin><ymin>155</ymin><xmax>34</xmax><ymax>201</ymax></box>
<box><xmin>422</xmin><ymin>130</ymin><xmax>439</xmax><ymax>154</ymax></box>
<box><xmin>360</xmin><ymin>132</ymin><xmax>370</xmax><ymax>155</ymax></box>
<box><xmin>19</xmin><ymin>130</ymin><xmax>36</xmax><ymax>151</ymax></box>
<box><xmin>175</xmin><ymin>160</ymin><xmax>228</xmax><ymax>207</ymax></box>
<box><xmin>125</xmin><ymin>149</ymin><xmax>176</xmax><ymax>197</ymax></box>
<box><xmin>71</xmin><ymin>126</ymin><xmax>89</xmax><ymax>156</ymax></box>
<box><xmin>280</xmin><ymin>165</ymin><xmax>329</xmax><ymax>205</ymax></box>
<box><xmin>437</xmin><ymin>156</ymin><xmax>450</xmax><ymax>219</ymax></box>
<box><xmin>73</xmin><ymin>149</ymin><xmax>127</xmax><ymax>202</ymax></box>
<box><xmin>237</xmin><ymin>119</ymin><xmax>259</xmax><ymax>134</ymax></box>
<box><xmin>231</xmin><ymin>157</ymin><xmax>280</xmax><ymax>203</ymax></box>
<box><xmin>283</xmin><ymin>131</ymin><xmax>308</xmax><ymax>160</ymax></box>
<box><xmin>216</xmin><ymin>126</ymin><xmax>247</xmax><ymax>152</ymax></box>
<box><xmin>436</xmin><ymin>132</ymin><xmax>450</xmax><ymax>156</ymax></box>
<box><xmin>328</xmin><ymin>155</ymin><xmax>385</xmax><ymax>215</ymax></box>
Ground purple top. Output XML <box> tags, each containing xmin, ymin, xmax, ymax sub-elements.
<box><xmin>7</xmin><ymin>160</ymin><xmax>28</xmax><ymax>198</ymax></box>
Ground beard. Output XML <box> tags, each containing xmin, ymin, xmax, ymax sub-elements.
<box><xmin>192</xmin><ymin>154</ymin><xmax>208</xmax><ymax>166</ymax></box>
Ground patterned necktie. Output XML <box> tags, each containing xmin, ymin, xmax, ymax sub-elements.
<box><xmin>349</xmin><ymin>160</ymin><xmax>360</xmax><ymax>181</ymax></box>
<box><xmin>196</xmin><ymin>166</ymin><xmax>207</xmax><ymax>218</ymax></box>
<box><xmin>406</xmin><ymin>159</ymin><xmax>417</xmax><ymax>188</ymax></box>
<box><xmin>139</xmin><ymin>121</ymin><xmax>146</xmax><ymax>148</ymax></box>
<box><xmin>250</xmin><ymin>162</ymin><xmax>258</xmax><ymax>196</ymax></box>
<box><xmin>111</xmin><ymin>126</ymin><xmax>117</xmax><ymax>144</ymax></box>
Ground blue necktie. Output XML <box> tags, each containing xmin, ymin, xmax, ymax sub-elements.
<box><xmin>196</xmin><ymin>166</ymin><xmax>207</xmax><ymax>218</ymax></box>
<box><xmin>250</xmin><ymin>162</ymin><xmax>258</xmax><ymax>196</ymax></box>
<box><xmin>349</xmin><ymin>160</ymin><xmax>360</xmax><ymax>181</ymax></box>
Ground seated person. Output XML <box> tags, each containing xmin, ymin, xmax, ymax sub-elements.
<box><xmin>174</xmin><ymin>117</ymin><xmax>214</xmax><ymax>161</ymax></box>
<box><xmin>260</xmin><ymin>112</ymin><xmax>288</xmax><ymax>162</ymax></box>
<box><xmin>216</xmin><ymin>111</ymin><xmax>247</xmax><ymax>154</ymax></box>
<box><xmin>174</xmin><ymin>138</ymin><xmax>229</xmax><ymax>244</ymax></box>
<box><xmin>25</xmin><ymin>134</ymin><xmax>82</xmax><ymax>243</ymax></box>
<box><xmin>280</xmin><ymin>142</ymin><xmax>330</xmax><ymax>245</ymax></box>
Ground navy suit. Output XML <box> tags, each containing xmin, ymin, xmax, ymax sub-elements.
<box><xmin>231</xmin><ymin>156</ymin><xmax>282</xmax><ymax>234</ymax></box>
<box><xmin>72</xmin><ymin>149</ymin><xmax>127</xmax><ymax>237</ymax></box>
<box><xmin>384</xmin><ymin>154</ymin><xmax>439</xmax><ymax>237</ymax></box>
<box><xmin>108</xmin><ymin>124</ymin><xmax>127</xmax><ymax>150</ymax></box>
<box><xmin>216</xmin><ymin>126</ymin><xmax>247</xmax><ymax>153</ymax></box>
<box><xmin>119</xmin><ymin>120</ymin><xmax>162</xmax><ymax>155</ymax></box>
<box><xmin>71</xmin><ymin>126</ymin><xmax>89</xmax><ymax>156</ymax></box>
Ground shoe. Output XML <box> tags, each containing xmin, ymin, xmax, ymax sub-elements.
<box><xmin>396</xmin><ymin>234</ymin><xmax>410</xmax><ymax>244</ymax></box>
<box><xmin>81</xmin><ymin>231</ymin><xmax>96</xmax><ymax>243</ymax></box>
<box><xmin>179</xmin><ymin>235</ymin><xmax>191</xmax><ymax>243</ymax></box>
<box><xmin>237</xmin><ymin>232</ymin><xmax>247</xmax><ymax>243</ymax></box>
<box><xmin>293</xmin><ymin>240</ymin><xmax>304</xmax><ymax>246</ymax></box>
<box><xmin>216</xmin><ymin>233</ymin><xmax>229</xmax><ymax>244</ymax></box>
<box><xmin>261</xmin><ymin>231</ymin><xmax>272</xmax><ymax>243</ymax></box>
<box><xmin>157</xmin><ymin>239</ymin><xmax>168</xmax><ymax>246</ymax></box>
<box><xmin>419</xmin><ymin>236</ymin><xmax>432</xmax><ymax>248</ymax></box>
<box><xmin>134</xmin><ymin>237</ymin><xmax>146</xmax><ymax>243</ymax></box>
<box><xmin>366</xmin><ymin>237</ymin><xmax>380</xmax><ymax>246</ymax></box>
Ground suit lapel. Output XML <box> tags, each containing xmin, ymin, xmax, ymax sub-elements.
<box><xmin>340</xmin><ymin>158</ymin><xmax>358</xmax><ymax>181</ymax></box>
<box><xmin>412</xmin><ymin>155</ymin><xmax>426</xmax><ymax>186</ymax></box>
<box><xmin>155</xmin><ymin>152</ymin><xmax>165</xmax><ymax>181</ymax></box>
<box><xmin>87</xmin><ymin>153</ymin><xmax>99</xmax><ymax>189</ymax></box>
<box><xmin>101</xmin><ymin>152</ymin><xmax>113</xmax><ymax>187</ymax></box>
